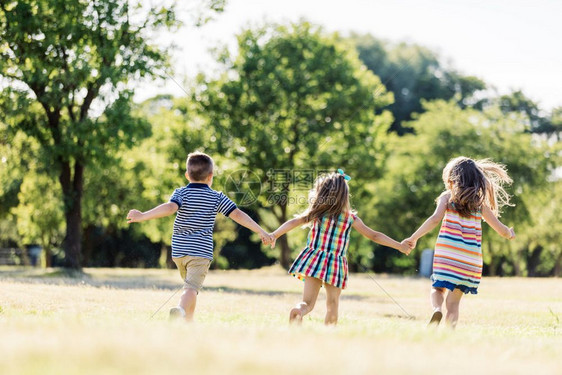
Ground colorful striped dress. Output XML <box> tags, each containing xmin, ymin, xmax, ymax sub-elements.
<box><xmin>288</xmin><ymin>212</ymin><xmax>355</xmax><ymax>289</ymax></box>
<box><xmin>432</xmin><ymin>204</ymin><xmax>482</xmax><ymax>294</ymax></box>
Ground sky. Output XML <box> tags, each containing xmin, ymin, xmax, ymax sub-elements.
<box><xmin>138</xmin><ymin>0</ymin><xmax>562</xmax><ymax>111</ymax></box>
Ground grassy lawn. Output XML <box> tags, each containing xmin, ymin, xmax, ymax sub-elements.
<box><xmin>0</xmin><ymin>266</ymin><xmax>560</xmax><ymax>374</ymax></box>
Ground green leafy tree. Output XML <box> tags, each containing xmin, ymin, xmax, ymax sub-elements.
<box><xmin>498</xmin><ymin>90</ymin><xmax>545</xmax><ymax>132</ymax></box>
<box><xmin>367</xmin><ymin>100</ymin><xmax>558</xmax><ymax>275</ymax></box>
<box><xmin>499</xmin><ymin>91</ymin><xmax>562</xmax><ymax>138</ymax></box>
<box><xmin>0</xmin><ymin>0</ymin><xmax>180</xmax><ymax>268</ymax></box>
<box><xmin>0</xmin><ymin>126</ymin><xmax>38</xmax><ymax>247</ymax></box>
<box><xmin>350</xmin><ymin>34</ymin><xmax>486</xmax><ymax>134</ymax></box>
<box><xmin>0</xmin><ymin>131</ymin><xmax>23</xmax><ymax>246</ymax></box>
<box><xmin>122</xmin><ymin>95</ymin><xmax>238</xmax><ymax>268</ymax></box>
<box><xmin>549</xmin><ymin>107</ymin><xmax>562</xmax><ymax>140</ymax></box>
<box><xmin>11</xmin><ymin>170</ymin><xmax>64</xmax><ymax>267</ymax></box>
<box><xmin>196</xmin><ymin>22</ymin><xmax>394</xmax><ymax>268</ymax></box>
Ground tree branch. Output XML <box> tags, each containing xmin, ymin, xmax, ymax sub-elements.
<box><xmin>79</xmin><ymin>83</ymin><xmax>99</xmax><ymax>122</ymax></box>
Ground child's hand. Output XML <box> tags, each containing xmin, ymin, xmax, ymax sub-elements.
<box><xmin>398</xmin><ymin>242</ymin><xmax>411</xmax><ymax>255</ymax></box>
<box><xmin>403</xmin><ymin>237</ymin><xmax>417</xmax><ymax>250</ymax></box>
<box><xmin>127</xmin><ymin>209</ymin><xmax>143</xmax><ymax>224</ymax></box>
<box><xmin>268</xmin><ymin>233</ymin><xmax>277</xmax><ymax>248</ymax></box>
<box><xmin>508</xmin><ymin>227</ymin><xmax>516</xmax><ymax>240</ymax></box>
<box><xmin>259</xmin><ymin>231</ymin><xmax>275</xmax><ymax>246</ymax></box>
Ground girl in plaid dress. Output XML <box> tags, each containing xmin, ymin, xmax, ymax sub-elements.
<box><xmin>271</xmin><ymin>170</ymin><xmax>411</xmax><ymax>325</ymax></box>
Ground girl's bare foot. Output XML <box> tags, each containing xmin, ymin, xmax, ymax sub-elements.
<box><xmin>289</xmin><ymin>308</ymin><xmax>303</xmax><ymax>324</ymax></box>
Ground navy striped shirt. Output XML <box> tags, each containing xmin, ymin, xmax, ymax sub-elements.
<box><xmin>169</xmin><ymin>183</ymin><xmax>237</xmax><ymax>259</ymax></box>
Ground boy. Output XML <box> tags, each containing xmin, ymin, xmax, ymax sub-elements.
<box><xmin>127</xmin><ymin>152</ymin><xmax>272</xmax><ymax>321</ymax></box>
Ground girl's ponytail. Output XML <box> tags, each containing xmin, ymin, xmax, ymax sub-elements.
<box><xmin>476</xmin><ymin>159</ymin><xmax>513</xmax><ymax>216</ymax></box>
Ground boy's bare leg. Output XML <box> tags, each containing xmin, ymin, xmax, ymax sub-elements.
<box><xmin>179</xmin><ymin>288</ymin><xmax>198</xmax><ymax>321</ymax></box>
<box><xmin>290</xmin><ymin>277</ymin><xmax>322</xmax><ymax>324</ymax></box>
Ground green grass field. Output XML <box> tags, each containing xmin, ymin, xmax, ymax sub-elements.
<box><xmin>1</xmin><ymin>266</ymin><xmax>561</xmax><ymax>375</ymax></box>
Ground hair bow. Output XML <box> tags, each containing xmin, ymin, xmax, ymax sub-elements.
<box><xmin>337</xmin><ymin>169</ymin><xmax>351</xmax><ymax>181</ymax></box>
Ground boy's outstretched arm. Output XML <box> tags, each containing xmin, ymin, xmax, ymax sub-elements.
<box><xmin>127</xmin><ymin>202</ymin><xmax>178</xmax><ymax>223</ymax></box>
<box><xmin>481</xmin><ymin>205</ymin><xmax>515</xmax><ymax>239</ymax></box>
<box><xmin>352</xmin><ymin>217</ymin><xmax>410</xmax><ymax>255</ymax></box>
<box><xmin>228</xmin><ymin>208</ymin><xmax>273</xmax><ymax>244</ymax></box>
<box><xmin>404</xmin><ymin>193</ymin><xmax>449</xmax><ymax>248</ymax></box>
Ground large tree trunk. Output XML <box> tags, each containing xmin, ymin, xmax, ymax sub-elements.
<box><xmin>59</xmin><ymin>160</ymin><xmax>84</xmax><ymax>270</ymax></box>
<box><xmin>82</xmin><ymin>225</ymin><xmax>95</xmax><ymax>267</ymax></box>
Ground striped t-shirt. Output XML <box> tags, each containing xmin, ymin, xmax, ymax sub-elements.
<box><xmin>169</xmin><ymin>183</ymin><xmax>237</xmax><ymax>259</ymax></box>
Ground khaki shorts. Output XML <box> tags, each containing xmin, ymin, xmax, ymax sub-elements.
<box><xmin>172</xmin><ymin>255</ymin><xmax>212</xmax><ymax>292</ymax></box>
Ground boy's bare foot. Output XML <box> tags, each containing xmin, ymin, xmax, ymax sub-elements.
<box><xmin>428</xmin><ymin>310</ymin><xmax>443</xmax><ymax>326</ymax></box>
<box><xmin>289</xmin><ymin>308</ymin><xmax>303</xmax><ymax>324</ymax></box>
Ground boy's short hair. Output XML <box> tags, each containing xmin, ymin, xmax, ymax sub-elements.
<box><xmin>186</xmin><ymin>152</ymin><xmax>214</xmax><ymax>181</ymax></box>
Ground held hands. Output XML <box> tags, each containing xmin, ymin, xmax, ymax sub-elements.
<box><xmin>268</xmin><ymin>233</ymin><xmax>277</xmax><ymax>248</ymax></box>
<box><xmin>127</xmin><ymin>209</ymin><xmax>144</xmax><ymax>223</ymax></box>
<box><xmin>259</xmin><ymin>231</ymin><xmax>276</xmax><ymax>248</ymax></box>
<box><xmin>398</xmin><ymin>241</ymin><xmax>412</xmax><ymax>255</ymax></box>
<box><xmin>397</xmin><ymin>237</ymin><xmax>417</xmax><ymax>255</ymax></box>
<box><xmin>402</xmin><ymin>237</ymin><xmax>417</xmax><ymax>250</ymax></box>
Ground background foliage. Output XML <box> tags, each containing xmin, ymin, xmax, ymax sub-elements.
<box><xmin>1</xmin><ymin>3</ymin><xmax>560</xmax><ymax>275</ymax></box>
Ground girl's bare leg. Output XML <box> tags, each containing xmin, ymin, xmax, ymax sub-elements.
<box><xmin>290</xmin><ymin>277</ymin><xmax>322</xmax><ymax>324</ymax></box>
<box><xmin>429</xmin><ymin>287</ymin><xmax>446</xmax><ymax>325</ymax></box>
<box><xmin>323</xmin><ymin>282</ymin><xmax>342</xmax><ymax>325</ymax></box>
<box><xmin>431</xmin><ymin>286</ymin><xmax>445</xmax><ymax>311</ymax></box>
<box><xmin>445</xmin><ymin>288</ymin><xmax>464</xmax><ymax>328</ymax></box>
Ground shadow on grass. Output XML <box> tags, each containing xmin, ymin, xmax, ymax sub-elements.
<box><xmin>203</xmin><ymin>285</ymin><xmax>295</xmax><ymax>296</ymax></box>
<box><xmin>0</xmin><ymin>266</ymin><xmax>178</xmax><ymax>290</ymax></box>
<box><xmin>203</xmin><ymin>286</ymin><xmax>369</xmax><ymax>300</ymax></box>
<box><xmin>1</xmin><ymin>267</ymin><xmax>369</xmax><ymax>300</ymax></box>
<box><xmin>382</xmin><ymin>313</ymin><xmax>418</xmax><ymax>321</ymax></box>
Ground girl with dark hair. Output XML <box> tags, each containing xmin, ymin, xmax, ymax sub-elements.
<box><xmin>404</xmin><ymin>157</ymin><xmax>516</xmax><ymax>328</ymax></box>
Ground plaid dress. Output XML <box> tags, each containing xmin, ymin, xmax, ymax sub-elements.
<box><xmin>288</xmin><ymin>212</ymin><xmax>355</xmax><ymax>289</ymax></box>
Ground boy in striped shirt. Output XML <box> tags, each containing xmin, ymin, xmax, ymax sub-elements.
<box><xmin>127</xmin><ymin>152</ymin><xmax>272</xmax><ymax>321</ymax></box>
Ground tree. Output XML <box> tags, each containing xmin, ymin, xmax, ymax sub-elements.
<box><xmin>350</xmin><ymin>34</ymin><xmax>486</xmax><ymax>134</ymax></box>
<box><xmin>0</xmin><ymin>0</ymin><xmax>179</xmax><ymax>268</ymax></box>
<box><xmin>549</xmin><ymin>107</ymin><xmax>562</xmax><ymax>140</ymax></box>
<box><xmin>498</xmin><ymin>90</ymin><xmax>545</xmax><ymax>132</ymax></box>
<box><xmin>366</xmin><ymin>100</ymin><xmax>558</xmax><ymax>275</ymax></box>
<box><xmin>0</xmin><ymin>124</ymin><xmax>37</xmax><ymax>247</ymax></box>
<box><xmin>118</xmin><ymin>95</ymin><xmax>239</xmax><ymax>269</ymax></box>
<box><xmin>196</xmin><ymin>22</ymin><xmax>394</xmax><ymax>268</ymax></box>
<box><xmin>11</xmin><ymin>170</ymin><xmax>64</xmax><ymax>267</ymax></box>
<box><xmin>498</xmin><ymin>90</ymin><xmax>562</xmax><ymax>137</ymax></box>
